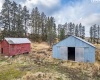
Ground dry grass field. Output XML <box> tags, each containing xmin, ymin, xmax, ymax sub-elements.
<box><xmin>0</xmin><ymin>42</ymin><xmax>100</xmax><ymax>80</ymax></box>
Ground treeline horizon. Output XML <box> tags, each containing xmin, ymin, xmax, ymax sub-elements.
<box><xmin>0</xmin><ymin>0</ymin><xmax>99</xmax><ymax>45</ymax></box>
<box><xmin>0</xmin><ymin>0</ymin><xmax>56</xmax><ymax>46</ymax></box>
<box><xmin>90</xmin><ymin>24</ymin><xmax>100</xmax><ymax>44</ymax></box>
<box><xmin>58</xmin><ymin>22</ymin><xmax>85</xmax><ymax>41</ymax></box>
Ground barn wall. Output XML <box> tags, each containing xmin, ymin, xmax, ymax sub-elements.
<box><xmin>0</xmin><ymin>42</ymin><xmax>1</xmax><ymax>53</ymax></box>
<box><xmin>84</xmin><ymin>47</ymin><xmax>95</xmax><ymax>62</ymax></box>
<box><xmin>53</xmin><ymin>36</ymin><xmax>95</xmax><ymax>63</ymax></box>
<box><xmin>55</xmin><ymin>36</ymin><xmax>91</xmax><ymax>47</ymax></box>
<box><xmin>53</xmin><ymin>46</ymin><xmax>68</xmax><ymax>60</ymax></box>
<box><xmin>53</xmin><ymin>46</ymin><xmax>59</xmax><ymax>59</ymax></box>
<box><xmin>1</xmin><ymin>40</ymin><xmax>10</xmax><ymax>56</ymax></box>
<box><xmin>9</xmin><ymin>43</ymin><xmax>30</xmax><ymax>56</ymax></box>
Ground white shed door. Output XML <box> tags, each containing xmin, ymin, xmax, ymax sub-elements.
<box><xmin>59</xmin><ymin>47</ymin><xmax>68</xmax><ymax>60</ymax></box>
<box><xmin>75</xmin><ymin>48</ymin><xmax>84</xmax><ymax>62</ymax></box>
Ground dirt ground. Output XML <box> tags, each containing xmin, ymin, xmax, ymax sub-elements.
<box><xmin>0</xmin><ymin>42</ymin><xmax>100</xmax><ymax>80</ymax></box>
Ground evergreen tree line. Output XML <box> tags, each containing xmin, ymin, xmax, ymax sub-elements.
<box><xmin>0</xmin><ymin>0</ymin><xmax>56</xmax><ymax>46</ymax></box>
<box><xmin>30</xmin><ymin>7</ymin><xmax>56</xmax><ymax>44</ymax></box>
<box><xmin>90</xmin><ymin>24</ymin><xmax>100</xmax><ymax>44</ymax></box>
<box><xmin>1</xmin><ymin>0</ymin><xmax>99</xmax><ymax>45</ymax></box>
<box><xmin>0</xmin><ymin>0</ymin><xmax>29</xmax><ymax>38</ymax></box>
<box><xmin>58</xmin><ymin>22</ymin><xmax>85</xmax><ymax>40</ymax></box>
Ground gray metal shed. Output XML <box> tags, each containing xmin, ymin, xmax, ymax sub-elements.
<box><xmin>52</xmin><ymin>35</ymin><xmax>96</xmax><ymax>63</ymax></box>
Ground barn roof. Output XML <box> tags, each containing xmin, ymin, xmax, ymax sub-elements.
<box><xmin>5</xmin><ymin>38</ymin><xmax>31</xmax><ymax>44</ymax></box>
<box><xmin>72</xmin><ymin>35</ymin><xmax>95</xmax><ymax>48</ymax></box>
<box><xmin>54</xmin><ymin>35</ymin><xmax>95</xmax><ymax>48</ymax></box>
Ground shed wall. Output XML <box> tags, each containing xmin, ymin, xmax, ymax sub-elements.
<box><xmin>53</xmin><ymin>36</ymin><xmax>95</xmax><ymax>63</ymax></box>
<box><xmin>9</xmin><ymin>43</ymin><xmax>30</xmax><ymax>56</ymax></box>
<box><xmin>1</xmin><ymin>40</ymin><xmax>10</xmax><ymax>56</ymax></box>
<box><xmin>1</xmin><ymin>40</ymin><xmax>31</xmax><ymax>56</ymax></box>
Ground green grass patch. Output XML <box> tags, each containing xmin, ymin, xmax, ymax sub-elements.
<box><xmin>0</xmin><ymin>67</ymin><xmax>25</xmax><ymax>80</ymax></box>
<box><xmin>0</xmin><ymin>63</ymin><xmax>27</xmax><ymax>80</ymax></box>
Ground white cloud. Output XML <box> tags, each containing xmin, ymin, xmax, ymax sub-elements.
<box><xmin>52</xmin><ymin>4</ymin><xmax>84</xmax><ymax>25</ymax></box>
<box><xmin>79</xmin><ymin>13</ymin><xmax>100</xmax><ymax>36</ymax></box>
<box><xmin>0</xmin><ymin>0</ymin><xmax>100</xmax><ymax>37</ymax></box>
<box><xmin>38</xmin><ymin>0</ymin><xmax>60</xmax><ymax>8</ymax></box>
<box><xmin>0</xmin><ymin>0</ymin><xmax>4</xmax><ymax>11</ymax></box>
<box><xmin>80</xmin><ymin>13</ymin><xmax>100</xmax><ymax>26</ymax></box>
<box><xmin>21</xmin><ymin>0</ymin><xmax>60</xmax><ymax>9</ymax></box>
<box><xmin>52</xmin><ymin>0</ymin><xmax>100</xmax><ymax>37</ymax></box>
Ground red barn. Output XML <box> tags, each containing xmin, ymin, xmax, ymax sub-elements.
<box><xmin>0</xmin><ymin>38</ymin><xmax>31</xmax><ymax>56</ymax></box>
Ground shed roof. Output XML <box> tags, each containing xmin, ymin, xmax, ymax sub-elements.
<box><xmin>54</xmin><ymin>35</ymin><xmax>95</xmax><ymax>48</ymax></box>
<box><xmin>5</xmin><ymin>38</ymin><xmax>31</xmax><ymax>44</ymax></box>
<box><xmin>72</xmin><ymin>35</ymin><xmax>95</xmax><ymax>48</ymax></box>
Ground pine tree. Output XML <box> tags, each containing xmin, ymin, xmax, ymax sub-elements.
<box><xmin>97</xmin><ymin>25</ymin><xmax>100</xmax><ymax>44</ymax></box>
<box><xmin>31</xmin><ymin>7</ymin><xmax>41</xmax><ymax>41</ymax></box>
<box><xmin>82</xmin><ymin>26</ymin><xmax>85</xmax><ymax>39</ymax></box>
<box><xmin>72</xmin><ymin>23</ymin><xmax>75</xmax><ymax>35</ymax></box>
<box><xmin>34</xmin><ymin>7</ymin><xmax>40</xmax><ymax>35</ymax></box>
<box><xmin>22</xmin><ymin>6</ymin><xmax>29</xmax><ymax>37</ymax></box>
<box><xmin>93</xmin><ymin>24</ymin><xmax>97</xmax><ymax>43</ymax></box>
<box><xmin>46</xmin><ymin>17</ymin><xmax>56</xmax><ymax>46</ymax></box>
<box><xmin>75</xmin><ymin>24</ymin><xmax>79</xmax><ymax>37</ymax></box>
<box><xmin>31</xmin><ymin>8</ymin><xmax>35</xmax><ymax>34</ymax></box>
<box><xmin>68</xmin><ymin>22</ymin><xmax>72</xmax><ymax>35</ymax></box>
<box><xmin>40</xmin><ymin>12</ymin><xmax>47</xmax><ymax>41</ymax></box>
<box><xmin>90</xmin><ymin>26</ymin><xmax>93</xmax><ymax>42</ymax></box>
<box><xmin>64</xmin><ymin>22</ymin><xmax>68</xmax><ymax>36</ymax></box>
<box><xmin>1</xmin><ymin>0</ymin><xmax>12</xmax><ymax>38</ymax></box>
<box><xmin>10</xmin><ymin>1</ymin><xmax>18</xmax><ymax>37</ymax></box>
<box><xmin>16</xmin><ymin>4</ymin><xmax>24</xmax><ymax>37</ymax></box>
<box><xmin>0</xmin><ymin>0</ymin><xmax>58</xmax><ymax>44</ymax></box>
<box><xmin>59</xmin><ymin>28</ymin><xmax>65</xmax><ymax>40</ymax></box>
<box><xmin>79</xmin><ymin>23</ymin><xmax>82</xmax><ymax>38</ymax></box>
<box><xmin>58</xmin><ymin>24</ymin><xmax>62</xmax><ymax>40</ymax></box>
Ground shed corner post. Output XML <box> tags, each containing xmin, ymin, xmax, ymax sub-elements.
<box><xmin>9</xmin><ymin>43</ymin><xmax>10</xmax><ymax>56</ymax></box>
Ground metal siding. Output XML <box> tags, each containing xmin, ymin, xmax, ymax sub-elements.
<box><xmin>66</xmin><ymin>37</ymin><xmax>75</xmax><ymax>46</ymax></box>
<box><xmin>52</xmin><ymin>36</ymin><xmax>95</xmax><ymax>63</ymax></box>
<box><xmin>53</xmin><ymin>46</ymin><xmax>59</xmax><ymax>58</ymax></box>
<box><xmin>84</xmin><ymin>47</ymin><xmax>95</xmax><ymax>63</ymax></box>
<box><xmin>1</xmin><ymin>40</ymin><xmax>31</xmax><ymax>56</ymax></box>
<box><xmin>56</xmin><ymin>36</ymin><xmax>75</xmax><ymax>47</ymax></box>
<box><xmin>53</xmin><ymin>46</ymin><xmax>68</xmax><ymax>60</ymax></box>
<box><xmin>84</xmin><ymin>52</ymin><xmax>95</xmax><ymax>63</ymax></box>
<box><xmin>75</xmin><ymin>38</ymin><xmax>89</xmax><ymax>47</ymax></box>
<box><xmin>57</xmin><ymin>47</ymin><xmax>61</xmax><ymax>59</ymax></box>
<box><xmin>9</xmin><ymin>43</ymin><xmax>31</xmax><ymax>56</ymax></box>
<box><xmin>59</xmin><ymin>47</ymin><xmax>68</xmax><ymax>60</ymax></box>
<box><xmin>1</xmin><ymin>40</ymin><xmax>10</xmax><ymax>56</ymax></box>
<box><xmin>52</xmin><ymin>46</ymin><xmax>55</xmax><ymax>58</ymax></box>
<box><xmin>5</xmin><ymin>38</ymin><xmax>31</xmax><ymax>44</ymax></box>
<box><xmin>89</xmin><ymin>46</ymin><xmax>95</xmax><ymax>52</ymax></box>
<box><xmin>72</xmin><ymin>35</ymin><xmax>95</xmax><ymax>47</ymax></box>
<box><xmin>75</xmin><ymin>48</ymin><xmax>84</xmax><ymax>62</ymax></box>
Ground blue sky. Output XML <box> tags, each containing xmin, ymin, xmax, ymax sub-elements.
<box><xmin>0</xmin><ymin>0</ymin><xmax>100</xmax><ymax>36</ymax></box>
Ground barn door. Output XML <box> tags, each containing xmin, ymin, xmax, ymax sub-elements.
<box><xmin>75</xmin><ymin>48</ymin><xmax>84</xmax><ymax>62</ymax></box>
<box><xmin>1</xmin><ymin>48</ymin><xmax>3</xmax><ymax>54</ymax></box>
<box><xmin>59</xmin><ymin>47</ymin><xmax>68</xmax><ymax>60</ymax></box>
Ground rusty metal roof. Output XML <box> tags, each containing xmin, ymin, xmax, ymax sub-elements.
<box><xmin>5</xmin><ymin>38</ymin><xmax>31</xmax><ymax>44</ymax></box>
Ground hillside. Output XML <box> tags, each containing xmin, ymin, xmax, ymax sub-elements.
<box><xmin>0</xmin><ymin>42</ymin><xmax>100</xmax><ymax>80</ymax></box>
